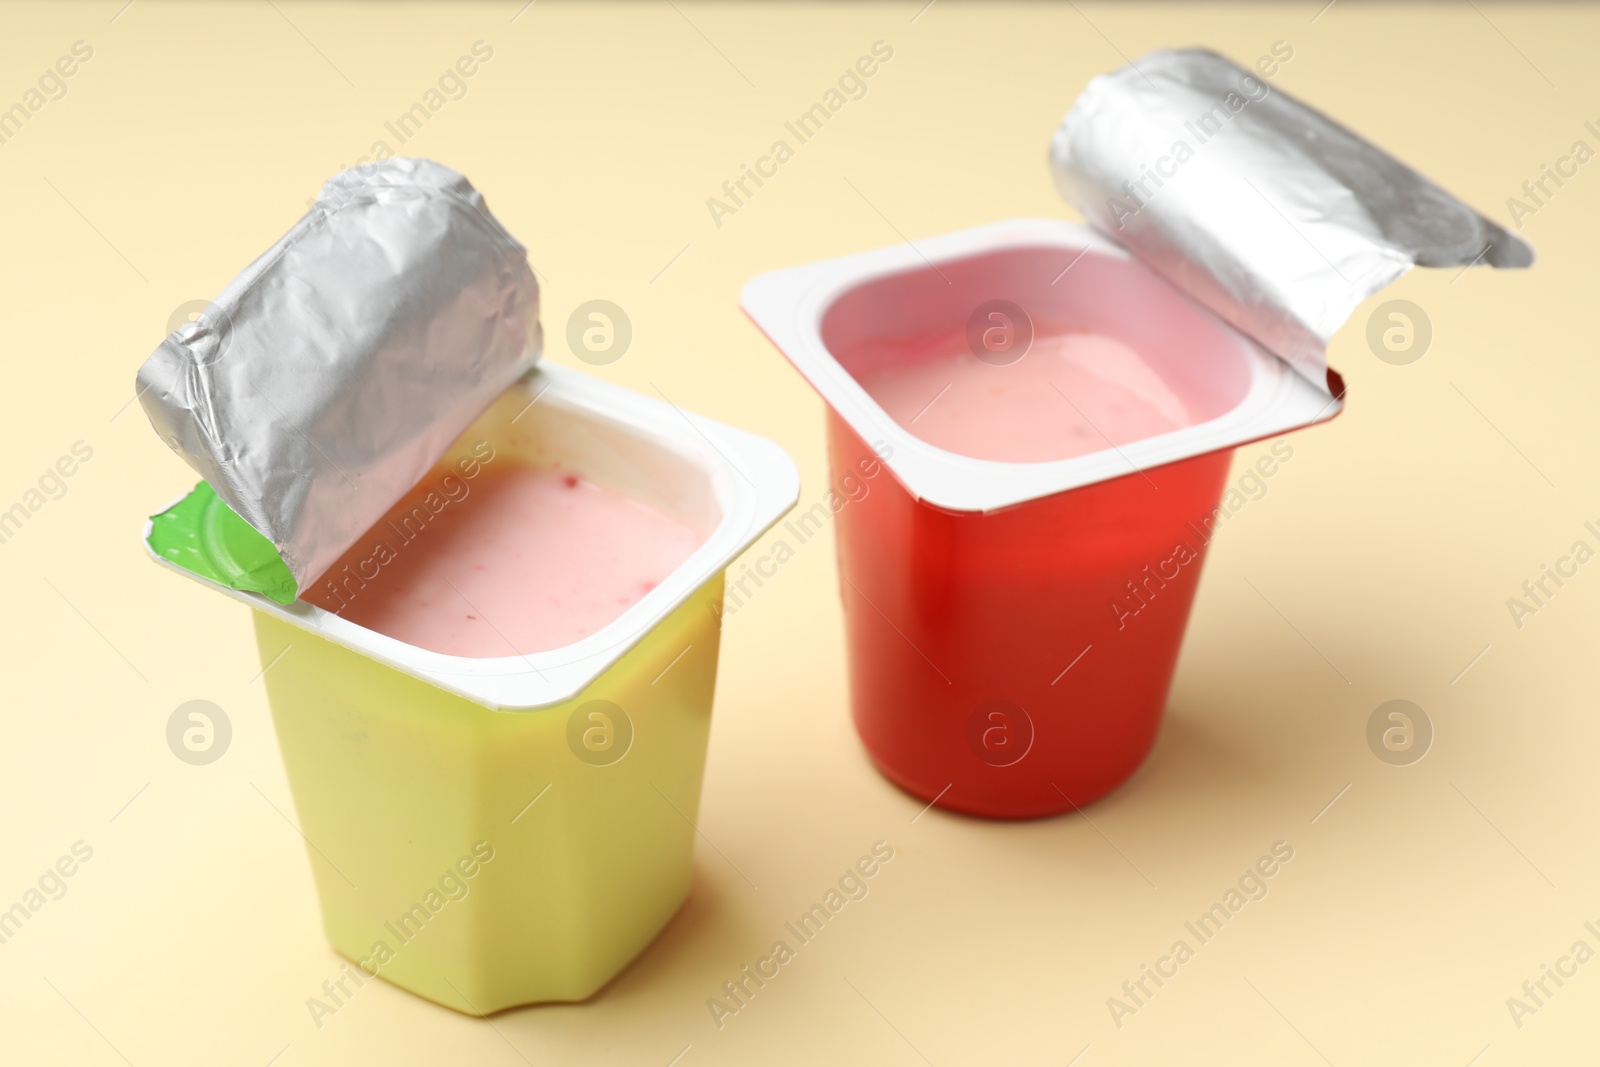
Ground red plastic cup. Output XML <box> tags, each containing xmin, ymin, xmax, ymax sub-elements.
<box><xmin>830</xmin><ymin>414</ymin><xmax>1231</xmax><ymax>817</ymax></box>
<box><xmin>744</xmin><ymin>219</ymin><xmax>1341</xmax><ymax>819</ymax></box>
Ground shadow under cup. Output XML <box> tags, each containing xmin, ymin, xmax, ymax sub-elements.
<box><xmin>821</xmin><ymin>245</ymin><xmax>1252</xmax><ymax>819</ymax></box>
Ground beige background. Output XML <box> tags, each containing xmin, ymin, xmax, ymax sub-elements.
<box><xmin>1</xmin><ymin>2</ymin><xmax>1595</xmax><ymax>1063</ymax></box>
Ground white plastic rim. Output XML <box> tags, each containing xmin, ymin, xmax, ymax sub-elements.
<box><xmin>143</xmin><ymin>362</ymin><xmax>801</xmax><ymax>711</ymax></box>
<box><xmin>741</xmin><ymin>217</ymin><xmax>1342</xmax><ymax>515</ymax></box>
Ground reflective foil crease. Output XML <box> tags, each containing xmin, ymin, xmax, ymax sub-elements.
<box><xmin>1049</xmin><ymin>48</ymin><xmax>1533</xmax><ymax>391</ymax></box>
<box><xmin>137</xmin><ymin>158</ymin><xmax>541</xmax><ymax>596</ymax></box>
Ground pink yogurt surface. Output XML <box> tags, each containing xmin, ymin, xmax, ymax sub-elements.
<box><xmin>304</xmin><ymin>465</ymin><xmax>703</xmax><ymax>658</ymax></box>
<box><xmin>855</xmin><ymin>332</ymin><xmax>1196</xmax><ymax>464</ymax></box>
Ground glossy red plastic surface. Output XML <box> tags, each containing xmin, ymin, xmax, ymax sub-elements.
<box><xmin>830</xmin><ymin>414</ymin><xmax>1233</xmax><ymax>819</ymax></box>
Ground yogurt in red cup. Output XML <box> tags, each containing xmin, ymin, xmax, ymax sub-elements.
<box><xmin>743</xmin><ymin>50</ymin><xmax>1531</xmax><ymax>818</ymax></box>
<box><xmin>746</xmin><ymin>220</ymin><xmax>1330</xmax><ymax>818</ymax></box>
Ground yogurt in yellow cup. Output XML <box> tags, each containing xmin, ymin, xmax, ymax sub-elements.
<box><xmin>144</xmin><ymin>364</ymin><xmax>797</xmax><ymax>1014</ymax></box>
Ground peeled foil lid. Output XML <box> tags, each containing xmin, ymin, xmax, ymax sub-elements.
<box><xmin>137</xmin><ymin>158</ymin><xmax>540</xmax><ymax>597</ymax></box>
<box><xmin>1049</xmin><ymin>48</ymin><xmax>1534</xmax><ymax>391</ymax></box>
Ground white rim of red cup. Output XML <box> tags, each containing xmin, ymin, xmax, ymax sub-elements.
<box><xmin>742</xmin><ymin>217</ymin><xmax>1341</xmax><ymax>515</ymax></box>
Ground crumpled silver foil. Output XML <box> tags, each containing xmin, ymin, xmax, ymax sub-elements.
<box><xmin>138</xmin><ymin>158</ymin><xmax>540</xmax><ymax>595</ymax></box>
<box><xmin>1049</xmin><ymin>48</ymin><xmax>1533</xmax><ymax>389</ymax></box>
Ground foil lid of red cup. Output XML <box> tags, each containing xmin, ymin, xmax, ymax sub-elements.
<box><xmin>1049</xmin><ymin>47</ymin><xmax>1533</xmax><ymax>392</ymax></box>
<box><xmin>136</xmin><ymin>158</ymin><xmax>540</xmax><ymax>598</ymax></box>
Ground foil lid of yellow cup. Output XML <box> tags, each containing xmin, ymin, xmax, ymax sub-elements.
<box><xmin>136</xmin><ymin>158</ymin><xmax>540</xmax><ymax>600</ymax></box>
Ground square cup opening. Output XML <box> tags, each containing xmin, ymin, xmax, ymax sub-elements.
<box><xmin>301</xmin><ymin>382</ymin><xmax>726</xmax><ymax>661</ymax></box>
<box><xmin>819</xmin><ymin>243</ymin><xmax>1255</xmax><ymax>465</ymax></box>
<box><xmin>741</xmin><ymin>218</ymin><xmax>1340</xmax><ymax>515</ymax></box>
<box><xmin>146</xmin><ymin>363</ymin><xmax>801</xmax><ymax>709</ymax></box>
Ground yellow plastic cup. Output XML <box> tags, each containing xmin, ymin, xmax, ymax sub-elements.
<box><xmin>146</xmin><ymin>365</ymin><xmax>798</xmax><ymax>1014</ymax></box>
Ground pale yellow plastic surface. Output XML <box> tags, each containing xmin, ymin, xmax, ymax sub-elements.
<box><xmin>252</xmin><ymin>575</ymin><xmax>724</xmax><ymax>1016</ymax></box>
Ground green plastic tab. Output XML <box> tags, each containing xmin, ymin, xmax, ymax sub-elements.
<box><xmin>147</xmin><ymin>482</ymin><xmax>298</xmax><ymax>605</ymax></box>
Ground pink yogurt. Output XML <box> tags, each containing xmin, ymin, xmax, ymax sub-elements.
<box><xmin>819</xmin><ymin>245</ymin><xmax>1252</xmax><ymax>467</ymax></box>
<box><xmin>854</xmin><ymin>331</ymin><xmax>1195</xmax><ymax>463</ymax></box>
<box><xmin>304</xmin><ymin>465</ymin><xmax>703</xmax><ymax>657</ymax></box>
